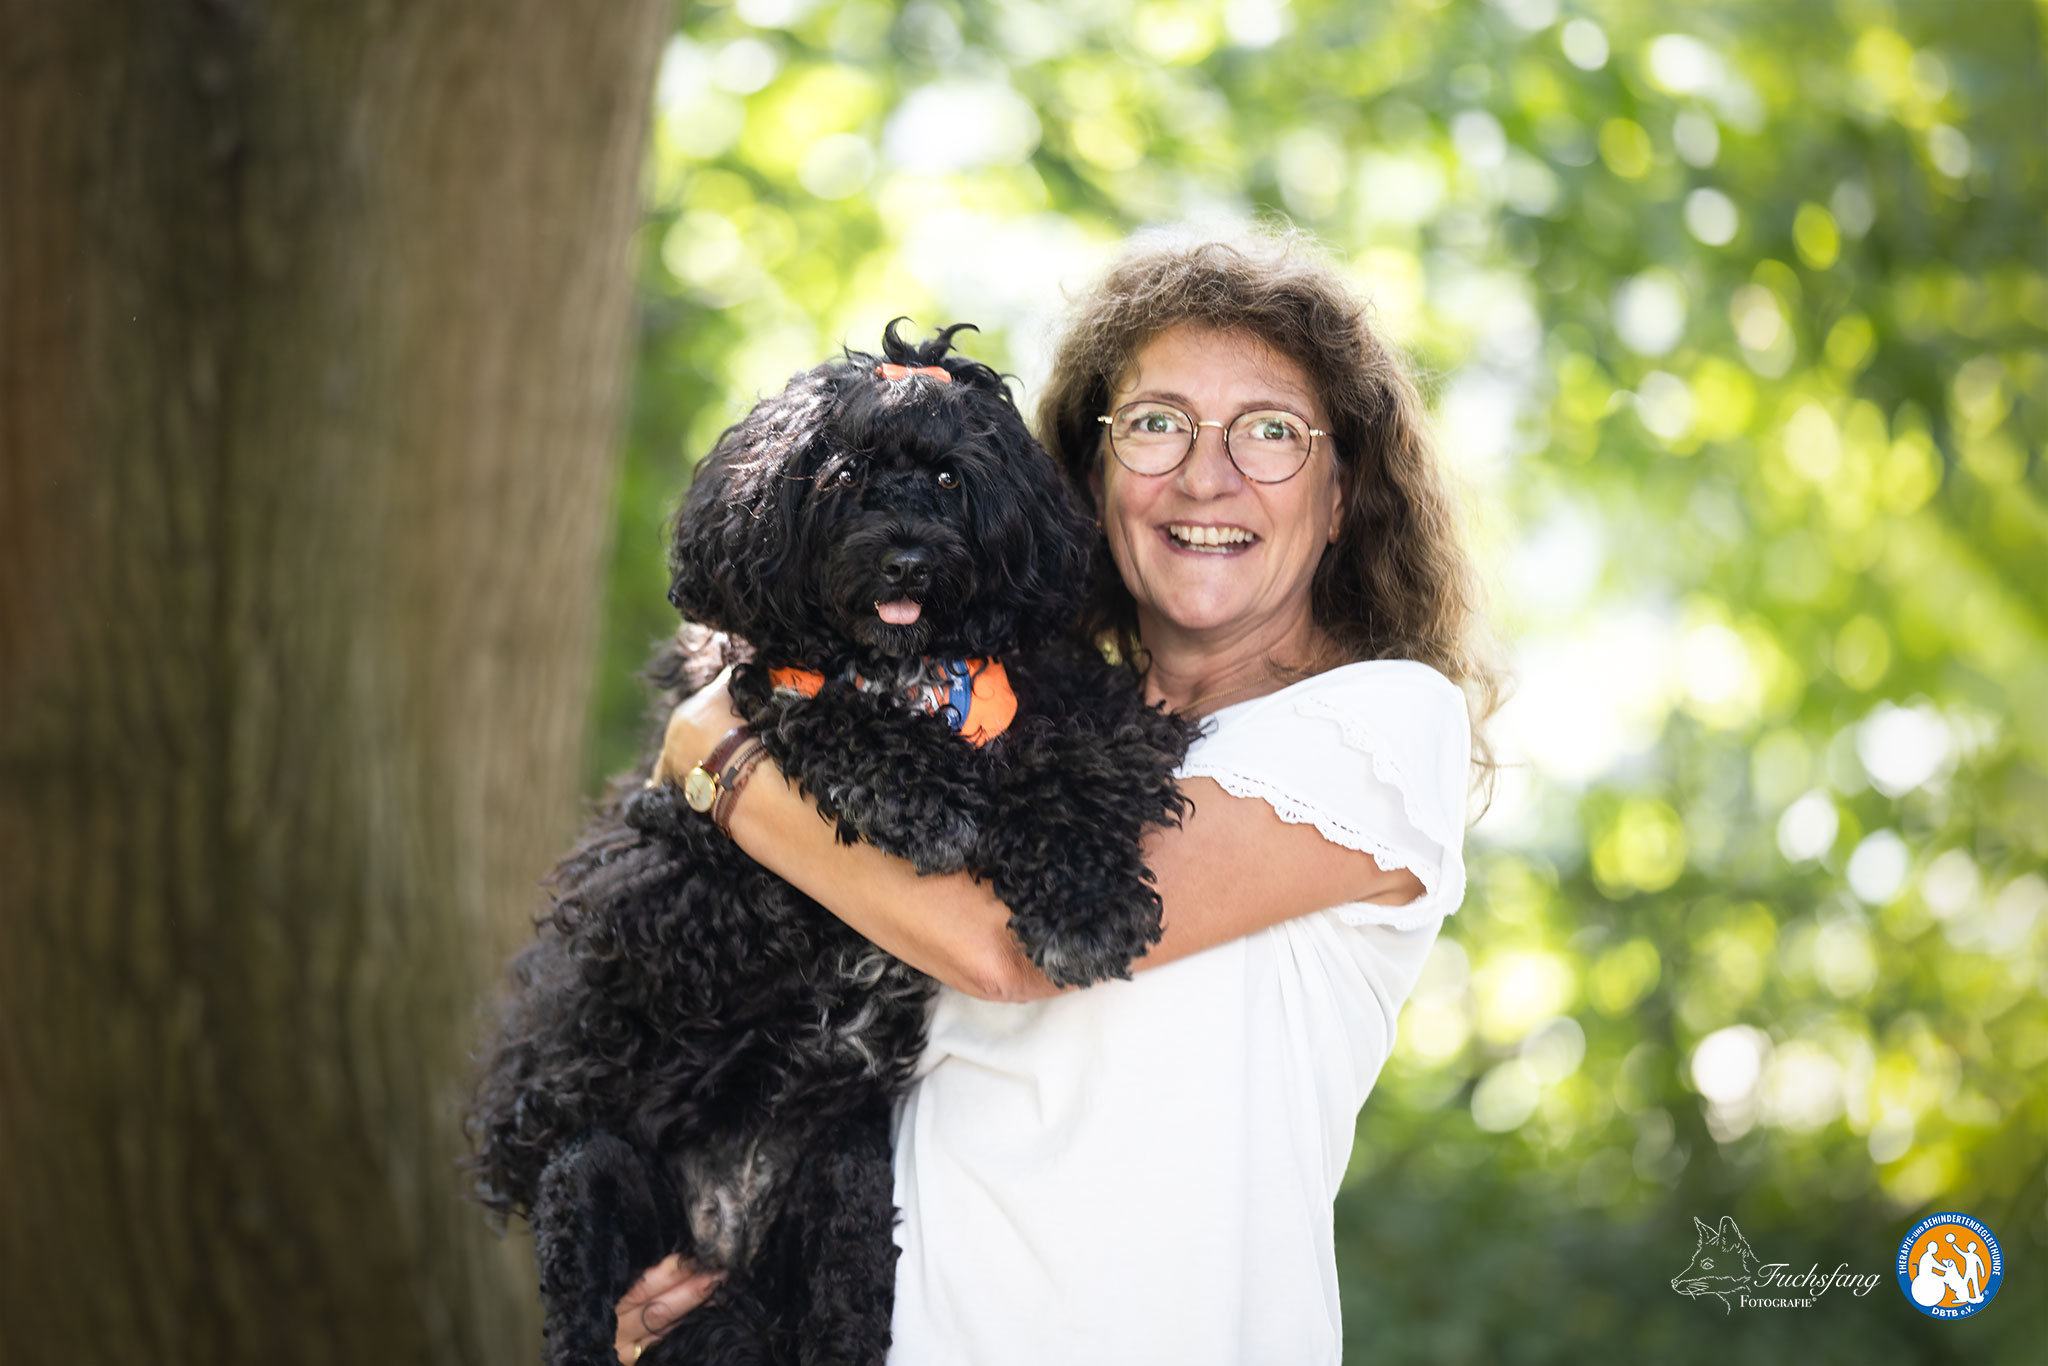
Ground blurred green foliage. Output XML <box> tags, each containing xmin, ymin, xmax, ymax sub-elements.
<box><xmin>593</xmin><ymin>0</ymin><xmax>2047</xmax><ymax>1358</ymax></box>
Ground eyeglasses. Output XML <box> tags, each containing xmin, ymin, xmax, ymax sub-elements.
<box><xmin>1097</xmin><ymin>401</ymin><xmax>1326</xmax><ymax>484</ymax></box>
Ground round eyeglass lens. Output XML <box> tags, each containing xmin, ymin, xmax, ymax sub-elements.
<box><xmin>1226</xmin><ymin>409</ymin><xmax>1313</xmax><ymax>482</ymax></box>
<box><xmin>1107</xmin><ymin>402</ymin><xmax>1196</xmax><ymax>474</ymax></box>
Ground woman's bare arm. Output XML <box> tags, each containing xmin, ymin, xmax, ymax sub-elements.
<box><xmin>658</xmin><ymin>673</ymin><xmax>1423</xmax><ymax>1003</ymax></box>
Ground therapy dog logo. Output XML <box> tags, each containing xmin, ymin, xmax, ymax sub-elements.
<box><xmin>1897</xmin><ymin>1212</ymin><xmax>2002</xmax><ymax>1319</ymax></box>
<box><xmin>1671</xmin><ymin>1215</ymin><xmax>1883</xmax><ymax>1312</ymax></box>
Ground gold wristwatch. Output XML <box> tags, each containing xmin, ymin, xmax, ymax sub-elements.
<box><xmin>682</xmin><ymin>724</ymin><xmax>768</xmax><ymax>835</ymax></box>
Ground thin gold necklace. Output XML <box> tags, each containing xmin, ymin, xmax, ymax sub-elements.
<box><xmin>1174</xmin><ymin>674</ymin><xmax>1282</xmax><ymax>716</ymax></box>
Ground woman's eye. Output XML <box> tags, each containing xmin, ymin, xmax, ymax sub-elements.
<box><xmin>1140</xmin><ymin>413</ymin><xmax>1177</xmax><ymax>433</ymax></box>
<box><xmin>1251</xmin><ymin>419</ymin><xmax>1290</xmax><ymax>441</ymax></box>
<box><xmin>835</xmin><ymin>466</ymin><xmax>859</xmax><ymax>487</ymax></box>
<box><xmin>936</xmin><ymin>469</ymin><xmax>959</xmax><ymax>489</ymax></box>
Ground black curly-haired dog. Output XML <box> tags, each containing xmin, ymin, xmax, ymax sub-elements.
<box><xmin>466</xmin><ymin>323</ymin><xmax>1194</xmax><ymax>1366</ymax></box>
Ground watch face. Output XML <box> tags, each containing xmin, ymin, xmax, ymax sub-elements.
<box><xmin>683</xmin><ymin>766</ymin><xmax>718</xmax><ymax>813</ymax></box>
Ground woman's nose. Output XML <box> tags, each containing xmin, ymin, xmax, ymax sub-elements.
<box><xmin>1177</xmin><ymin>421</ymin><xmax>1245</xmax><ymax>496</ymax></box>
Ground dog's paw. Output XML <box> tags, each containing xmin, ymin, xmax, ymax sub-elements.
<box><xmin>898</xmin><ymin>795</ymin><xmax>979</xmax><ymax>874</ymax></box>
<box><xmin>832</xmin><ymin>786</ymin><xmax>977</xmax><ymax>874</ymax></box>
<box><xmin>905</xmin><ymin>827</ymin><xmax>976</xmax><ymax>876</ymax></box>
<box><xmin>622</xmin><ymin>784</ymin><xmax>687</xmax><ymax>839</ymax></box>
<box><xmin>1007</xmin><ymin>888</ymin><xmax>1164</xmax><ymax>988</ymax></box>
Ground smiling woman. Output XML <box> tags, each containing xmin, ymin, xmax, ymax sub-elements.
<box><xmin>1037</xmin><ymin>234</ymin><xmax>1495</xmax><ymax>712</ymax></box>
<box><xmin>630</xmin><ymin>230</ymin><xmax>1498</xmax><ymax>1366</ymax></box>
<box><xmin>1088</xmin><ymin>325</ymin><xmax>1346</xmax><ymax>703</ymax></box>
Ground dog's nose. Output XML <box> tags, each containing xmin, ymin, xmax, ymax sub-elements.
<box><xmin>879</xmin><ymin>547</ymin><xmax>932</xmax><ymax>593</ymax></box>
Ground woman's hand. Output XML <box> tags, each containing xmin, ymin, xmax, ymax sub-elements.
<box><xmin>613</xmin><ymin>1254</ymin><xmax>724</xmax><ymax>1363</ymax></box>
<box><xmin>650</xmin><ymin>666</ymin><xmax>748</xmax><ymax>788</ymax></box>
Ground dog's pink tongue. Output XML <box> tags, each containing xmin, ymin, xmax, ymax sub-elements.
<box><xmin>876</xmin><ymin>599</ymin><xmax>922</xmax><ymax>626</ymax></box>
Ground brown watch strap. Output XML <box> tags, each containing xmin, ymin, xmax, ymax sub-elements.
<box><xmin>700</xmin><ymin>723</ymin><xmax>755</xmax><ymax>778</ymax></box>
<box><xmin>680</xmin><ymin>723</ymin><xmax>754</xmax><ymax>816</ymax></box>
<box><xmin>710</xmin><ymin>736</ymin><xmax>770</xmax><ymax>835</ymax></box>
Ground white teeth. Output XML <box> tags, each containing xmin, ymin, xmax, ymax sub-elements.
<box><xmin>1167</xmin><ymin>523</ymin><xmax>1254</xmax><ymax>549</ymax></box>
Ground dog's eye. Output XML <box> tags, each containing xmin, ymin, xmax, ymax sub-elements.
<box><xmin>835</xmin><ymin>465</ymin><xmax>859</xmax><ymax>488</ymax></box>
<box><xmin>935</xmin><ymin>469</ymin><xmax>959</xmax><ymax>490</ymax></box>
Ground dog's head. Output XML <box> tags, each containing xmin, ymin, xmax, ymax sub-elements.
<box><xmin>666</xmin><ymin>320</ymin><xmax>1093</xmax><ymax>667</ymax></box>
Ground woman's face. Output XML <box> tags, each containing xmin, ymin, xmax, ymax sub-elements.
<box><xmin>1093</xmin><ymin>325</ymin><xmax>1345</xmax><ymax>652</ymax></box>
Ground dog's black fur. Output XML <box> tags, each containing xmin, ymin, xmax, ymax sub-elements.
<box><xmin>466</xmin><ymin>323</ymin><xmax>1195</xmax><ymax>1365</ymax></box>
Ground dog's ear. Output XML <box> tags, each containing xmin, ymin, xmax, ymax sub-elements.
<box><xmin>954</xmin><ymin>433</ymin><xmax>1094</xmax><ymax>655</ymax></box>
<box><xmin>665</xmin><ymin>449</ymin><xmax>744</xmax><ymax>629</ymax></box>
<box><xmin>666</xmin><ymin>370</ymin><xmax>835</xmax><ymax>643</ymax></box>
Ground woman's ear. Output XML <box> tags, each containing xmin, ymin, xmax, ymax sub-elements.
<box><xmin>1087</xmin><ymin>463</ymin><xmax>1106</xmax><ymax>526</ymax></box>
<box><xmin>1325</xmin><ymin>457</ymin><xmax>1346</xmax><ymax>544</ymax></box>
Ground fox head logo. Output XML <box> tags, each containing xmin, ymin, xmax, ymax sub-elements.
<box><xmin>1671</xmin><ymin>1215</ymin><xmax>1761</xmax><ymax>1313</ymax></box>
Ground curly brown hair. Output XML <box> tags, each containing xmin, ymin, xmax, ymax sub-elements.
<box><xmin>1036</xmin><ymin>228</ymin><xmax>1500</xmax><ymax>785</ymax></box>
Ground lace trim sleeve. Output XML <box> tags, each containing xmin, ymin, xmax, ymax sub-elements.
<box><xmin>1178</xmin><ymin>660</ymin><xmax>1471</xmax><ymax>931</ymax></box>
<box><xmin>1180</xmin><ymin>763</ymin><xmax>1451</xmax><ymax>933</ymax></box>
<box><xmin>1293</xmin><ymin>696</ymin><xmax>1465</xmax><ymax>856</ymax></box>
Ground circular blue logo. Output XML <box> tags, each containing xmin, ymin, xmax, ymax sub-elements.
<box><xmin>1897</xmin><ymin>1212</ymin><xmax>2002</xmax><ymax>1319</ymax></box>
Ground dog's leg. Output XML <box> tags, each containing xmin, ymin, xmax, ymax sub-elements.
<box><xmin>534</xmin><ymin>1132</ymin><xmax>687</xmax><ymax>1366</ymax></box>
<box><xmin>639</xmin><ymin>1119</ymin><xmax>894</xmax><ymax>1366</ymax></box>
<box><xmin>638</xmin><ymin>1289</ymin><xmax>781</xmax><ymax>1366</ymax></box>
<box><xmin>753</xmin><ymin>686</ymin><xmax>990</xmax><ymax>875</ymax></box>
<box><xmin>978</xmin><ymin>704</ymin><xmax>1193</xmax><ymax>988</ymax></box>
<box><xmin>785</xmin><ymin>1116</ymin><xmax>898</xmax><ymax>1366</ymax></box>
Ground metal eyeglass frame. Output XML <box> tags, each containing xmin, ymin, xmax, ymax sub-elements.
<box><xmin>1097</xmin><ymin>401</ymin><xmax>1327</xmax><ymax>484</ymax></box>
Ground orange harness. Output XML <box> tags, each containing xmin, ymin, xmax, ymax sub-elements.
<box><xmin>768</xmin><ymin>658</ymin><xmax>1016</xmax><ymax>747</ymax></box>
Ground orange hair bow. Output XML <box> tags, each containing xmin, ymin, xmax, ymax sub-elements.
<box><xmin>875</xmin><ymin>363</ymin><xmax>951</xmax><ymax>382</ymax></box>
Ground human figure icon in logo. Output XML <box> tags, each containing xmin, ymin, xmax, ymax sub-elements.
<box><xmin>1956</xmin><ymin>1234</ymin><xmax>1987</xmax><ymax>1303</ymax></box>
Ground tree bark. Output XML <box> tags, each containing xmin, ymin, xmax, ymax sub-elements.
<box><xmin>0</xmin><ymin>3</ymin><xmax>668</xmax><ymax>1362</ymax></box>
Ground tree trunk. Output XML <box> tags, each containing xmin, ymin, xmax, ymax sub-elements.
<box><xmin>0</xmin><ymin>3</ymin><xmax>668</xmax><ymax>1362</ymax></box>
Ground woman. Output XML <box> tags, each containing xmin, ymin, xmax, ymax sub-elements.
<box><xmin>619</xmin><ymin>232</ymin><xmax>1492</xmax><ymax>1364</ymax></box>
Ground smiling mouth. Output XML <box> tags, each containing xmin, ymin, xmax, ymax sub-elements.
<box><xmin>1163</xmin><ymin>523</ymin><xmax>1259</xmax><ymax>554</ymax></box>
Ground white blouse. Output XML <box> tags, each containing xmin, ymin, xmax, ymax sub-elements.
<box><xmin>887</xmin><ymin>660</ymin><xmax>1473</xmax><ymax>1365</ymax></box>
